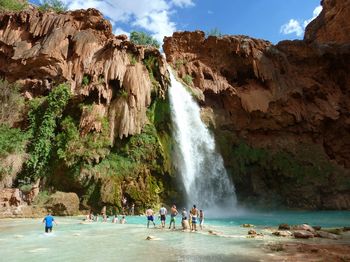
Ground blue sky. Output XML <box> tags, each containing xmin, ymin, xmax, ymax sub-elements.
<box><xmin>31</xmin><ymin>0</ymin><xmax>322</xmax><ymax>44</ymax></box>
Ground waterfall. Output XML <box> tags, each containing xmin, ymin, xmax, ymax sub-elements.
<box><xmin>168</xmin><ymin>69</ymin><xmax>237</xmax><ymax>215</ymax></box>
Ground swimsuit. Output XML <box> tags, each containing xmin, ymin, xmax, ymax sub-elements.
<box><xmin>147</xmin><ymin>215</ymin><xmax>154</xmax><ymax>221</ymax></box>
<box><xmin>160</xmin><ymin>215</ymin><xmax>166</xmax><ymax>221</ymax></box>
<box><xmin>192</xmin><ymin>216</ymin><xmax>197</xmax><ymax>224</ymax></box>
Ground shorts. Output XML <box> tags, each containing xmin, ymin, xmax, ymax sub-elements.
<box><xmin>182</xmin><ymin>217</ymin><xmax>187</xmax><ymax>221</ymax></box>
<box><xmin>170</xmin><ymin>216</ymin><xmax>176</xmax><ymax>222</ymax></box>
<box><xmin>147</xmin><ymin>216</ymin><xmax>154</xmax><ymax>221</ymax></box>
<box><xmin>200</xmin><ymin>218</ymin><xmax>204</xmax><ymax>225</ymax></box>
<box><xmin>45</xmin><ymin>226</ymin><xmax>52</xmax><ymax>233</ymax></box>
<box><xmin>192</xmin><ymin>217</ymin><xmax>197</xmax><ymax>224</ymax></box>
<box><xmin>160</xmin><ymin>215</ymin><xmax>166</xmax><ymax>221</ymax></box>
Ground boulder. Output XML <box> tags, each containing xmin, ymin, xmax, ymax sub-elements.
<box><xmin>272</xmin><ymin>230</ymin><xmax>292</xmax><ymax>237</ymax></box>
<box><xmin>292</xmin><ymin>224</ymin><xmax>315</xmax><ymax>232</ymax></box>
<box><xmin>343</xmin><ymin>227</ymin><xmax>350</xmax><ymax>232</ymax></box>
<box><xmin>316</xmin><ymin>231</ymin><xmax>339</xmax><ymax>240</ymax></box>
<box><xmin>45</xmin><ymin>192</ymin><xmax>79</xmax><ymax>216</ymax></box>
<box><xmin>312</xmin><ymin>226</ymin><xmax>322</xmax><ymax>231</ymax></box>
<box><xmin>278</xmin><ymin>224</ymin><xmax>290</xmax><ymax>230</ymax></box>
<box><xmin>293</xmin><ymin>230</ymin><xmax>315</xmax><ymax>239</ymax></box>
<box><xmin>248</xmin><ymin>229</ymin><xmax>257</xmax><ymax>235</ymax></box>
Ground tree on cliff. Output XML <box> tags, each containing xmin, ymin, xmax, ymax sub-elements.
<box><xmin>130</xmin><ymin>31</ymin><xmax>160</xmax><ymax>48</ymax></box>
<box><xmin>206</xmin><ymin>28</ymin><xmax>222</xmax><ymax>37</ymax></box>
<box><xmin>38</xmin><ymin>0</ymin><xmax>67</xmax><ymax>13</ymax></box>
<box><xmin>0</xmin><ymin>0</ymin><xmax>27</xmax><ymax>11</ymax></box>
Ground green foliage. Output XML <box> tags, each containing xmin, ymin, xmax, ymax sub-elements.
<box><xmin>206</xmin><ymin>27</ymin><xmax>222</xmax><ymax>37</ymax></box>
<box><xmin>229</xmin><ymin>141</ymin><xmax>333</xmax><ymax>184</ymax></box>
<box><xmin>130</xmin><ymin>31</ymin><xmax>160</xmax><ymax>48</ymax></box>
<box><xmin>33</xmin><ymin>190</ymin><xmax>50</xmax><ymax>205</ymax></box>
<box><xmin>82</xmin><ymin>75</ymin><xmax>90</xmax><ymax>86</ymax></box>
<box><xmin>55</xmin><ymin>116</ymin><xmax>111</xmax><ymax>167</ymax></box>
<box><xmin>175</xmin><ymin>59</ymin><xmax>186</xmax><ymax>70</ymax></box>
<box><xmin>183</xmin><ymin>74</ymin><xmax>193</xmax><ymax>85</ymax></box>
<box><xmin>0</xmin><ymin>0</ymin><xmax>27</xmax><ymax>11</ymax></box>
<box><xmin>118</xmin><ymin>89</ymin><xmax>128</xmax><ymax>98</ymax></box>
<box><xmin>25</xmin><ymin>84</ymin><xmax>71</xmax><ymax>179</ymax></box>
<box><xmin>0</xmin><ymin>124</ymin><xmax>28</xmax><ymax>157</ymax></box>
<box><xmin>128</xmin><ymin>54</ymin><xmax>137</xmax><ymax>65</ymax></box>
<box><xmin>19</xmin><ymin>183</ymin><xmax>32</xmax><ymax>194</ymax></box>
<box><xmin>38</xmin><ymin>0</ymin><xmax>67</xmax><ymax>13</ymax></box>
<box><xmin>0</xmin><ymin>79</ymin><xmax>24</xmax><ymax>126</ymax></box>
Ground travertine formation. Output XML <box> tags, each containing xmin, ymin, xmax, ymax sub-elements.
<box><xmin>0</xmin><ymin>8</ymin><xmax>167</xmax><ymax>140</ymax></box>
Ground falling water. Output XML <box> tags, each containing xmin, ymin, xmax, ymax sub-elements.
<box><xmin>168</xmin><ymin>69</ymin><xmax>237</xmax><ymax>215</ymax></box>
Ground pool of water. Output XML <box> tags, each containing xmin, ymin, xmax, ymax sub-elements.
<box><xmin>0</xmin><ymin>211</ymin><xmax>349</xmax><ymax>262</ymax></box>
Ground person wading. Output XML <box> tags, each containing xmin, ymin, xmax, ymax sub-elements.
<box><xmin>190</xmin><ymin>205</ymin><xmax>199</xmax><ymax>231</ymax></box>
<box><xmin>159</xmin><ymin>206</ymin><xmax>167</xmax><ymax>229</ymax></box>
<box><xmin>146</xmin><ymin>208</ymin><xmax>156</xmax><ymax>228</ymax></box>
<box><xmin>169</xmin><ymin>205</ymin><xmax>178</xmax><ymax>230</ymax></box>
<box><xmin>42</xmin><ymin>212</ymin><xmax>57</xmax><ymax>233</ymax></box>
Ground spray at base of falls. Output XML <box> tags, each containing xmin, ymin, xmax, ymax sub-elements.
<box><xmin>168</xmin><ymin>68</ymin><xmax>237</xmax><ymax>216</ymax></box>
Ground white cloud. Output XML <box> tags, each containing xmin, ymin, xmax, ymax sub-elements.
<box><xmin>171</xmin><ymin>0</ymin><xmax>194</xmax><ymax>8</ymax></box>
<box><xmin>280</xmin><ymin>19</ymin><xmax>304</xmax><ymax>37</ymax></box>
<box><xmin>280</xmin><ymin>5</ymin><xmax>322</xmax><ymax>37</ymax></box>
<box><xmin>114</xmin><ymin>27</ymin><xmax>130</xmax><ymax>38</ymax></box>
<box><xmin>60</xmin><ymin>0</ymin><xmax>194</xmax><ymax>45</ymax></box>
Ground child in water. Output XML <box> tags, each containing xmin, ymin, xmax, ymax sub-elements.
<box><xmin>120</xmin><ymin>216</ymin><xmax>126</xmax><ymax>224</ymax></box>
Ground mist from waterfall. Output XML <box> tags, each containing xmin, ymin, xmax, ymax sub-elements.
<box><xmin>168</xmin><ymin>69</ymin><xmax>237</xmax><ymax>216</ymax></box>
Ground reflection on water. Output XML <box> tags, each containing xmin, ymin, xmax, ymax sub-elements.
<box><xmin>0</xmin><ymin>211</ymin><xmax>349</xmax><ymax>262</ymax></box>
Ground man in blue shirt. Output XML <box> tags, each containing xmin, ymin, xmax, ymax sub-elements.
<box><xmin>42</xmin><ymin>213</ymin><xmax>57</xmax><ymax>233</ymax></box>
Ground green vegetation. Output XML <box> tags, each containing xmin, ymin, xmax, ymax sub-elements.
<box><xmin>25</xmin><ymin>84</ymin><xmax>71</xmax><ymax>179</ymax></box>
<box><xmin>206</xmin><ymin>27</ymin><xmax>222</xmax><ymax>37</ymax></box>
<box><xmin>0</xmin><ymin>79</ymin><xmax>24</xmax><ymax>126</ymax></box>
<box><xmin>175</xmin><ymin>59</ymin><xmax>186</xmax><ymax>70</ymax></box>
<box><xmin>0</xmin><ymin>0</ymin><xmax>27</xmax><ymax>11</ymax></box>
<box><xmin>0</xmin><ymin>124</ymin><xmax>28</xmax><ymax>157</ymax></box>
<box><xmin>183</xmin><ymin>74</ymin><xmax>193</xmax><ymax>85</ymax></box>
<box><xmin>82</xmin><ymin>75</ymin><xmax>90</xmax><ymax>86</ymax></box>
<box><xmin>128</xmin><ymin>54</ymin><xmax>137</xmax><ymax>66</ymax></box>
<box><xmin>130</xmin><ymin>31</ymin><xmax>160</xmax><ymax>48</ymax></box>
<box><xmin>55</xmin><ymin>116</ymin><xmax>111</xmax><ymax>167</ymax></box>
<box><xmin>226</xmin><ymin>140</ymin><xmax>333</xmax><ymax>185</ymax></box>
<box><xmin>118</xmin><ymin>89</ymin><xmax>128</xmax><ymax>98</ymax></box>
<box><xmin>38</xmin><ymin>0</ymin><xmax>67</xmax><ymax>13</ymax></box>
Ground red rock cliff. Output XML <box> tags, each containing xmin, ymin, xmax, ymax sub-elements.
<box><xmin>163</xmin><ymin>0</ymin><xmax>350</xmax><ymax>209</ymax></box>
<box><xmin>0</xmin><ymin>8</ymin><xmax>168</xmax><ymax>141</ymax></box>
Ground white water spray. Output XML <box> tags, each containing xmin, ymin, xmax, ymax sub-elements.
<box><xmin>168</xmin><ymin>69</ymin><xmax>237</xmax><ymax>214</ymax></box>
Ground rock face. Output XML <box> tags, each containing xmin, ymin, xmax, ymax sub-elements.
<box><xmin>305</xmin><ymin>0</ymin><xmax>350</xmax><ymax>44</ymax></box>
<box><xmin>0</xmin><ymin>8</ymin><xmax>168</xmax><ymax>140</ymax></box>
<box><xmin>163</xmin><ymin>0</ymin><xmax>350</xmax><ymax>209</ymax></box>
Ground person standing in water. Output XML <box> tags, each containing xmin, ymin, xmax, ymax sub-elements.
<box><xmin>130</xmin><ymin>203</ymin><xmax>135</xmax><ymax>216</ymax></box>
<box><xmin>199</xmin><ymin>210</ymin><xmax>204</xmax><ymax>230</ymax></box>
<box><xmin>146</xmin><ymin>208</ymin><xmax>156</xmax><ymax>228</ymax></box>
<box><xmin>159</xmin><ymin>206</ymin><xmax>167</xmax><ymax>228</ymax></box>
<box><xmin>190</xmin><ymin>205</ymin><xmax>199</xmax><ymax>231</ymax></box>
<box><xmin>42</xmin><ymin>212</ymin><xmax>57</xmax><ymax>233</ymax></box>
<box><xmin>169</xmin><ymin>205</ymin><xmax>178</xmax><ymax>230</ymax></box>
<box><xmin>181</xmin><ymin>208</ymin><xmax>189</xmax><ymax>230</ymax></box>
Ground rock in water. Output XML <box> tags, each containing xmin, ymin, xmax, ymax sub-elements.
<box><xmin>316</xmin><ymin>231</ymin><xmax>339</xmax><ymax>240</ymax></box>
<box><xmin>272</xmin><ymin>231</ymin><xmax>292</xmax><ymax>237</ymax></box>
<box><xmin>278</xmin><ymin>224</ymin><xmax>290</xmax><ymax>230</ymax></box>
<box><xmin>248</xmin><ymin>229</ymin><xmax>257</xmax><ymax>235</ymax></box>
<box><xmin>293</xmin><ymin>230</ymin><xmax>315</xmax><ymax>239</ymax></box>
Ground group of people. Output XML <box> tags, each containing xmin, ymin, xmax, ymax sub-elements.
<box><xmin>42</xmin><ymin>204</ymin><xmax>205</xmax><ymax>233</ymax></box>
<box><xmin>146</xmin><ymin>204</ymin><xmax>204</xmax><ymax>231</ymax></box>
<box><xmin>85</xmin><ymin>210</ymin><xmax>127</xmax><ymax>224</ymax></box>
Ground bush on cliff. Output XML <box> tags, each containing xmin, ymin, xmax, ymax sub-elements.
<box><xmin>55</xmin><ymin>116</ymin><xmax>111</xmax><ymax>167</ymax></box>
<box><xmin>0</xmin><ymin>0</ymin><xmax>27</xmax><ymax>11</ymax></box>
<box><xmin>130</xmin><ymin>31</ymin><xmax>160</xmax><ymax>48</ymax></box>
<box><xmin>0</xmin><ymin>124</ymin><xmax>27</xmax><ymax>157</ymax></box>
<box><xmin>0</xmin><ymin>80</ymin><xmax>24</xmax><ymax>126</ymax></box>
<box><xmin>25</xmin><ymin>84</ymin><xmax>71</xmax><ymax>179</ymax></box>
<box><xmin>38</xmin><ymin>0</ymin><xmax>67</xmax><ymax>13</ymax></box>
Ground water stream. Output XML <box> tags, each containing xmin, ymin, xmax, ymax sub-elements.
<box><xmin>168</xmin><ymin>69</ymin><xmax>237</xmax><ymax>215</ymax></box>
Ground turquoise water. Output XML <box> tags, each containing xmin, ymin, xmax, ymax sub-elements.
<box><xmin>0</xmin><ymin>211</ymin><xmax>349</xmax><ymax>262</ymax></box>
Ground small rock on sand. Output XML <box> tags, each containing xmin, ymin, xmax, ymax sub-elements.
<box><xmin>316</xmin><ymin>231</ymin><xmax>339</xmax><ymax>240</ymax></box>
<box><xmin>272</xmin><ymin>230</ymin><xmax>292</xmax><ymax>237</ymax></box>
<box><xmin>293</xmin><ymin>230</ymin><xmax>314</xmax><ymax>239</ymax></box>
<box><xmin>278</xmin><ymin>224</ymin><xmax>290</xmax><ymax>230</ymax></box>
<box><xmin>242</xmin><ymin>224</ymin><xmax>254</xmax><ymax>228</ymax></box>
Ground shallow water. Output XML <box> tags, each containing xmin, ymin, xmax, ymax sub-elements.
<box><xmin>0</xmin><ymin>211</ymin><xmax>349</xmax><ymax>262</ymax></box>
